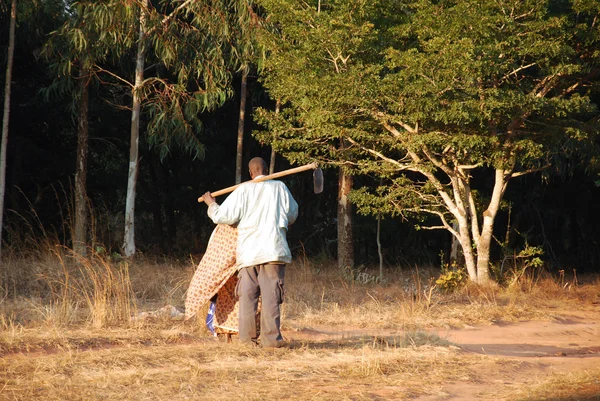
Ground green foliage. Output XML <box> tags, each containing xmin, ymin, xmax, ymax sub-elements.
<box><xmin>494</xmin><ymin>243</ymin><xmax>545</xmax><ymax>285</ymax></box>
<box><xmin>256</xmin><ymin>0</ymin><xmax>599</xmax><ymax>186</ymax></box>
<box><xmin>255</xmin><ymin>0</ymin><xmax>599</xmax><ymax>281</ymax></box>
<box><xmin>42</xmin><ymin>0</ymin><xmax>261</xmax><ymax>160</ymax></box>
<box><xmin>435</xmin><ymin>262</ymin><xmax>467</xmax><ymax>293</ymax></box>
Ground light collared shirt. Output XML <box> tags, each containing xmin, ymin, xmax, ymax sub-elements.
<box><xmin>207</xmin><ymin>177</ymin><xmax>298</xmax><ymax>269</ymax></box>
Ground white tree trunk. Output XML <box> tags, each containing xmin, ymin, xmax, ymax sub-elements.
<box><xmin>0</xmin><ymin>0</ymin><xmax>17</xmax><ymax>260</ymax></box>
<box><xmin>449</xmin><ymin>220</ymin><xmax>461</xmax><ymax>264</ymax></box>
<box><xmin>451</xmin><ymin>169</ymin><xmax>507</xmax><ymax>284</ymax></box>
<box><xmin>475</xmin><ymin>169</ymin><xmax>507</xmax><ymax>283</ymax></box>
<box><xmin>123</xmin><ymin>0</ymin><xmax>147</xmax><ymax>257</ymax></box>
<box><xmin>456</xmin><ymin>211</ymin><xmax>478</xmax><ymax>281</ymax></box>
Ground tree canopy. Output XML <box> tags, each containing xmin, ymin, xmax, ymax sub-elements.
<box><xmin>255</xmin><ymin>0</ymin><xmax>600</xmax><ymax>282</ymax></box>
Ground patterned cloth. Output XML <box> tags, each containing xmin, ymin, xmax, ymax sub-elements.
<box><xmin>184</xmin><ymin>224</ymin><xmax>240</xmax><ymax>333</ymax></box>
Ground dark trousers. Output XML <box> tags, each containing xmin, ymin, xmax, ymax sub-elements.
<box><xmin>237</xmin><ymin>264</ymin><xmax>285</xmax><ymax>347</ymax></box>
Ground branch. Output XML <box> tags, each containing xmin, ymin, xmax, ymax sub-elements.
<box><xmin>325</xmin><ymin>49</ymin><xmax>340</xmax><ymax>74</ymax></box>
<box><xmin>374</xmin><ymin>117</ymin><xmax>462</xmax><ymax>219</ymax></box>
<box><xmin>421</xmin><ymin>145</ymin><xmax>454</xmax><ymax>178</ymax></box>
<box><xmin>383</xmin><ymin>118</ymin><xmax>417</xmax><ymax>135</ymax></box>
<box><xmin>94</xmin><ymin>66</ymin><xmax>134</xmax><ymax>88</ymax></box>
<box><xmin>509</xmin><ymin>164</ymin><xmax>550</xmax><ymax>178</ymax></box>
<box><xmin>161</xmin><ymin>0</ymin><xmax>195</xmax><ymax>25</ymax></box>
<box><xmin>345</xmin><ymin>137</ymin><xmax>411</xmax><ymax>170</ymax></box>
<box><xmin>500</xmin><ymin>62</ymin><xmax>537</xmax><ymax>84</ymax></box>
<box><xmin>464</xmin><ymin>181</ymin><xmax>480</xmax><ymax>245</ymax></box>
<box><xmin>406</xmin><ymin>207</ymin><xmax>459</xmax><ymax>238</ymax></box>
<box><xmin>533</xmin><ymin>73</ymin><xmax>561</xmax><ymax>98</ymax></box>
<box><xmin>457</xmin><ymin>163</ymin><xmax>482</xmax><ymax>170</ymax></box>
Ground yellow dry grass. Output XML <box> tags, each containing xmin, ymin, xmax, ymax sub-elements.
<box><xmin>1</xmin><ymin>251</ymin><xmax>599</xmax><ymax>400</ymax></box>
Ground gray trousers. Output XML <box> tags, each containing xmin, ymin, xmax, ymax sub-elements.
<box><xmin>237</xmin><ymin>263</ymin><xmax>285</xmax><ymax>347</ymax></box>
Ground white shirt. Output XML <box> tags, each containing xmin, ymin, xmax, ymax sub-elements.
<box><xmin>207</xmin><ymin>178</ymin><xmax>298</xmax><ymax>269</ymax></box>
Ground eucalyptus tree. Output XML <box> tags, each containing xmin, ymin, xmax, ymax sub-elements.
<box><xmin>0</xmin><ymin>0</ymin><xmax>17</xmax><ymax>260</ymax></box>
<box><xmin>233</xmin><ymin>4</ymin><xmax>263</xmax><ymax>184</ymax></box>
<box><xmin>43</xmin><ymin>0</ymin><xmax>132</xmax><ymax>256</ymax></box>
<box><xmin>46</xmin><ymin>0</ymin><xmax>257</xmax><ymax>257</ymax></box>
<box><xmin>257</xmin><ymin>0</ymin><xmax>599</xmax><ymax>283</ymax></box>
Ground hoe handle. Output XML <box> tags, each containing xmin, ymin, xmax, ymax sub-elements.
<box><xmin>198</xmin><ymin>162</ymin><xmax>318</xmax><ymax>203</ymax></box>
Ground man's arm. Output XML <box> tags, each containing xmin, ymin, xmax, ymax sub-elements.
<box><xmin>203</xmin><ymin>189</ymin><xmax>243</xmax><ymax>225</ymax></box>
<box><xmin>287</xmin><ymin>190</ymin><xmax>299</xmax><ymax>225</ymax></box>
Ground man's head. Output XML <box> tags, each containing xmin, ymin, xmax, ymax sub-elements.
<box><xmin>249</xmin><ymin>157</ymin><xmax>268</xmax><ymax>179</ymax></box>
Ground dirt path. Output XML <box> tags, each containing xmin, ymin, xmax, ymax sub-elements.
<box><xmin>2</xmin><ymin>307</ymin><xmax>599</xmax><ymax>400</ymax></box>
<box><xmin>284</xmin><ymin>307</ymin><xmax>600</xmax><ymax>400</ymax></box>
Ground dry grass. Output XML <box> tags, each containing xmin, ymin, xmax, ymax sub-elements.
<box><xmin>282</xmin><ymin>260</ymin><xmax>599</xmax><ymax>331</ymax></box>
<box><xmin>1</xmin><ymin>252</ymin><xmax>599</xmax><ymax>400</ymax></box>
<box><xmin>513</xmin><ymin>370</ymin><xmax>600</xmax><ymax>400</ymax></box>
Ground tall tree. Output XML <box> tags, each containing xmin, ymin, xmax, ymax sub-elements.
<box><xmin>0</xmin><ymin>0</ymin><xmax>17</xmax><ymax>260</ymax></box>
<box><xmin>44</xmin><ymin>0</ymin><xmax>138</xmax><ymax>256</ymax></box>
<box><xmin>122</xmin><ymin>0</ymin><xmax>148</xmax><ymax>257</ymax></box>
<box><xmin>255</xmin><ymin>0</ymin><xmax>374</xmax><ymax>270</ymax></box>
<box><xmin>73</xmin><ymin>66</ymin><xmax>90</xmax><ymax>256</ymax></box>
<box><xmin>45</xmin><ymin>0</ymin><xmax>259</xmax><ymax>256</ymax></box>
<box><xmin>257</xmin><ymin>0</ymin><xmax>599</xmax><ymax>283</ymax></box>
<box><xmin>234</xmin><ymin>2</ymin><xmax>263</xmax><ymax>184</ymax></box>
<box><xmin>235</xmin><ymin>68</ymin><xmax>248</xmax><ymax>184</ymax></box>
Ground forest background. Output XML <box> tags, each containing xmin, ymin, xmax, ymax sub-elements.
<box><xmin>1</xmin><ymin>0</ymin><xmax>599</xmax><ymax>287</ymax></box>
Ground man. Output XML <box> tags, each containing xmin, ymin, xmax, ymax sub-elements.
<box><xmin>202</xmin><ymin>157</ymin><xmax>298</xmax><ymax>347</ymax></box>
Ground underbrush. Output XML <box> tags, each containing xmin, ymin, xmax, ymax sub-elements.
<box><xmin>0</xmin><ymin>248</ymin><xmax>598</xmax><ymax>341</ymax></box>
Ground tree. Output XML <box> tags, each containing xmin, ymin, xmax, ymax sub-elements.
<box><xmin>349</xmin><ymin>0</ymin><xmax>599</xmax><ymax>283</ymax></box>
<box><xmin>45</xmin><ymin>0</ymin><xmax>259</xmax><ymax>256</ymax></box>
<box><xmin>43</xmin><ymin>0</ymin><xmax>101</xmax><ymax>257</ymax></box>
<box><xmin>257</xmin><ymin>0</ymin><xmax>599</xmax><ymax>283</ymax></box>
<box><xmin>255</xmin><ymin>0</ymin><xmax>379</xmax><ymax>271</ymax></box>
<box><xmin>234</xmin><ymin>3</ymin><xmax>263</xmax><ymax>184</ymax></box>
<box><xmin>235</xmin><ymin>68</ymin><xmax>248</xmax><ymax>184</ymax></box>
<box><xmin>0</xmin><ymin>0</ymin><xmax>16</xmax><ymax>260</ymax></box>
<box><xmin>73</xmin><ymin>66</ymin><xmax>90</xmax><ymax>256</ymax></box>
<box><xmin>44</xmin><ymin>0</ymin><xmax>141</xmax><ymax>256</ymax></box>
<box><xmin>122</xmin><ymin>0</ymin><xmax>148</xmax><ymax>257</ymax></box>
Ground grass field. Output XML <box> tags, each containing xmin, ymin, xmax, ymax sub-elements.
<box><xmin>1</xmin><ymin>248</ymin><xmax>599</xmax><ymax>400</ymax></box>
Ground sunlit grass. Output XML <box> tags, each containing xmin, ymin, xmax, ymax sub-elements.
<box><xmin>0</xmin><ymin>250</ymin><xmax>599</xmax><ymax>400</ymax></box>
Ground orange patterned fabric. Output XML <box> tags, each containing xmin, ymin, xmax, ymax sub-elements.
<box><xmin>184</xmin><ymin>224</ymin><xmax>240</xmax><ymax>332</ymax></box>
<box><xmin>213</xmin><ymin>273</ymin><xmax>240</xmax><ymax>332</ymax></box>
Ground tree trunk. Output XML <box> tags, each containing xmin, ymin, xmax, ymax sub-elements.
<box><xmin>474</xmin><ymin>169</ymin><xmax>506</xmax><ymax>283</ymax></box>
<box><xmin>73</xmin><ymin>67</ymin><xmax>90</xmax><ymax>256</ymax></box>
<box><xmin>235</xmin><ymin>68</ymin><xmax>248</xmax><ymax>184</ymax></box>
<box><xmin>162</xmin><ymin>161</ymin><xmax>176</xmax><ymax>251</ymax></box>
<box><xmin>449</xmin><ymin>221</ymin><xmax>461</xmax><ymax>265</ymax></box>
<box><xmin>451</xmin><ymin>169</ymin><xmax>507</xmax><ymax>284</ymax></box>
<box><xmin>123</xmin><ymin>0</ymin><xmax>147</xmax><ymax>257</ymax></box>
<box><xmin>337</xmin><ymin>166</ymin><xmax>354</xmax><ymax>270</ymax></box>
<box><xmin>269</xmin><ymin>99</ymin><xmax>280</xmax><ymax>175</ymax></box>
<box><xmin>457</xmin><ymin>217</ymin><xmax>478</xmax><ymax>282</ymax></box>
<box><xmin>0</xmin><ymin>0</ymin><xmax>16</xmax><ymax>260</ymax></box>
<box><xmin>377</xmin><ymin>214</ymin><xmax>383</xmax><ymax>281</ymax></box>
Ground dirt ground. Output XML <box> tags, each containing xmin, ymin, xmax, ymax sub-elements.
<box><xmin>284</xmin><ymin>306</ymin><xmax>600</xmax><ymax>400</ymax></box>
<box><xmin>1</xmin><ymin>305</ymin><xmax>599</xmax><ymax>400</ymax></box>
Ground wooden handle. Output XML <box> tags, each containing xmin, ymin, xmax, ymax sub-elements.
<box><xmin>198</xmin><ymin>162</ymin><xmax>318</xmax><ymax>203</ymax></box>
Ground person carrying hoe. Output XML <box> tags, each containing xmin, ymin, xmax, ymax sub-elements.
<box><xmin>202</xmin><ymin>157</ymin><xmax>298</xmax><ymax>348</ymax></box>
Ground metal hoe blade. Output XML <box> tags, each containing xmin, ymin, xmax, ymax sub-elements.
<box><xmin>313</xmin><ymin>168</ymin><xmax>324</xmax><ymax>194</ymax></box>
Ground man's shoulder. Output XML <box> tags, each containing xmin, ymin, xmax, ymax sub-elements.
<box><xmin>256</xmin><ymin>179</ymin><xmax>287</xmax><ymax>187</ymax></box>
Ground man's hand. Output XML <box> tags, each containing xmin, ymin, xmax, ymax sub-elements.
<box><xmin>202</xmin><ymin>191</ymin><xmax>216</xmax><ymax>206</ymax></box>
